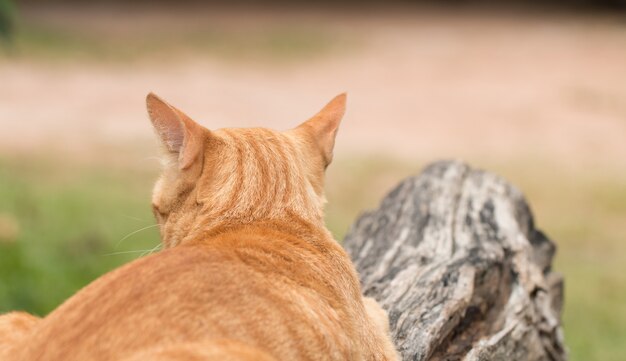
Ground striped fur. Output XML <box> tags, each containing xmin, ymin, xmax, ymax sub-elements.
<box><xmin>0</xmin><ymin>94</ymin><xmax>398</xmax><ymax>361</ymax></box>
<box><xmin>154</xmin><ymin>126</ymin><xmax>328</xmax><ymax>249</ymax></box>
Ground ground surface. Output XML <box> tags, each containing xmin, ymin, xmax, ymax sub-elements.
<box><xmin>1</xmin><ymin>6</ymin><xmax>625</xmax><ymax>169</ymax></box>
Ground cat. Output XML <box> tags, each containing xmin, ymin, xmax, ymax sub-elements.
<box><xmin>0</xmin><ymin>93</ymin><xmax>398</xmax><ymax>361</ymax></box>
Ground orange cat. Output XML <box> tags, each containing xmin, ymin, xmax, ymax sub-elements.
<box><xmin>0</xmin><ymin>94</ymin><xmax>398</xmax><ymax>361</ymax></box>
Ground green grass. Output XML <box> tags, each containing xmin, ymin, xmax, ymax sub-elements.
<box><xmin>0</xmin><ymin>158</ymin><xmax>160</xmax><ymax>315</ymax></box>
<box><xmin>0</xmin><ymin>155</ymin><xmax>625</xmax><ymax>360</ymax></box>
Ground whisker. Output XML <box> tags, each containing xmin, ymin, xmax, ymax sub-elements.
<box><xmin>102</xmin><ymin>249</ymin><xmax>156</xmax><ymax>257</ymax></box>
<box><xmin>115</xmin><ymin>224</ymin><xmax>159</xmax><ymax>249</ymax></box>
<box><xmin>149</xmin><ymin>243</ymin><xmax>163</xmax><ymax>255</ymax></box>
<box><xmin>140</xmin><ymin>243</ymin><xmax>163</xmax><ymax>258</ymax></box>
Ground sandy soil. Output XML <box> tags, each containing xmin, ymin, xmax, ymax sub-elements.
<box><xmin>1</xmin><ymin>7</ymin><xmax>625</xmax><ymax>169</ymax></box>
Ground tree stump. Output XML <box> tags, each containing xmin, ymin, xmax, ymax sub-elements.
<box><xmin>344</xmin><ymin>160</ymin><xmax>566</xmax><ymax>361</ymax></box>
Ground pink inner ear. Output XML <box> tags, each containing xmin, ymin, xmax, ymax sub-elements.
<box><xmin>147</xmin><ymin>93</ymin><xmax>206</xmax><ymax>170</ymax></box>
<box><xmin>148</xmin><ymin>99</ymin><xmax>186</xmax><ymax>154</ymax></box>
<box><xmin>156</xmin><ymin>119</ymin><xmax>185</xmax><ymax>153</ymax></box>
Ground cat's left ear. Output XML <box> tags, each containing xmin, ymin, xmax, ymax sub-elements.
<box><xmin>296</xmin><ymin>93</ymin><xmax>346</xmax><ymax>167</ymax></box>
<box><xmin>146</xmin><ymin>93</ymin><xmax>206</xmax><ymax>170</ymax></box>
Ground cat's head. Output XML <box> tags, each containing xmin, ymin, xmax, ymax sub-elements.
<box><xmin>146</xmin><ymin>93</ymin><xmax>346</xmax><ymax>247</ymax></box>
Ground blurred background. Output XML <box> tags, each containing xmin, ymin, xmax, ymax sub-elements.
<box><xmin>0</xmin><ymin>0</ymin><xmax>625</xmax><ymax>359</ymax></box>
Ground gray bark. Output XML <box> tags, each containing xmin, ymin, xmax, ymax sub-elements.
<box><xmin>344</xmin><ymin>160</ymin><xmax>566</xmax><ymax>361</ymax></box>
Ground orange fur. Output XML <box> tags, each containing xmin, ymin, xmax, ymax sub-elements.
<box><xmin>0</xmin><ymin>312</ymin><xmax>39</xmax><ymax>358</ymax></box>
<box><xmin>0</xmin><ymin>94</ymin><xmax>398</xmax><ymax>361</ymax></box>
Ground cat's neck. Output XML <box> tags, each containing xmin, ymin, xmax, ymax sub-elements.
<box><xmin>170</xmin><ymin>211</ymin><xmax>331</xmax><ymax>249</ymax></box>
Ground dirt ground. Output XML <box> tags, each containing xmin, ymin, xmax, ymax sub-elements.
<box><xmin>1</xmin><ymin>6</ymin><xmax>625</xmax><ymax>170</ymax></box>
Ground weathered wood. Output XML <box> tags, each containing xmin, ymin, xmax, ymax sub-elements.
<box><xmin>344</xmin><ymin>160</ymin><xmax>566</xmax><ymax>361</ymax></box>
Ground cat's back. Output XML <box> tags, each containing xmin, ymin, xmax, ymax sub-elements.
<box><xmin>14</xmin><ymin>228</ymin><xmax>357</xmax><ymax>361</ymax></box>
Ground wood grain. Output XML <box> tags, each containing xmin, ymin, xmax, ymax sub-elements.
<box><xmin>345</xmin><ymin>160</ymin><xmax>566</xmax><ymax>361</ymax></box>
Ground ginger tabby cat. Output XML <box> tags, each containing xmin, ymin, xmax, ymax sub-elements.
<box><xmin>0</xmin><ymin>93</ymin><xmax>398</xmax><ymax>361</ymax></box>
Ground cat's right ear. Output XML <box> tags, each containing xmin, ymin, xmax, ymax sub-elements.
<box><xmin>146</xmin><ymin>93</ymin><xmax>206</xmax><ymax>170</ymax></box>
<box><xmin>295</xmin><ymin>93</ymin><xmax>346</xmax><ymax>167</ymax></box>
